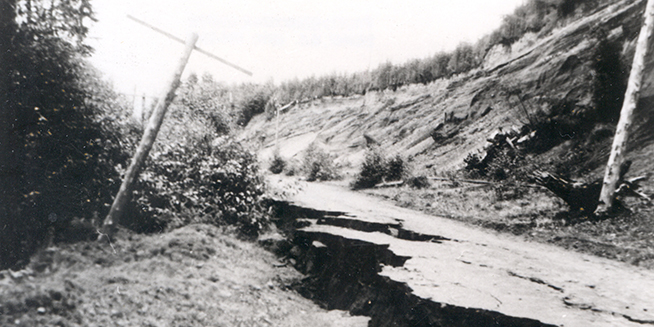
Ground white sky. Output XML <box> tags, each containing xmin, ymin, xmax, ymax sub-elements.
<box><xmin>87</xmin><ymin>0</ymin><xmax>525</xmax><ymax>96</ymax></box>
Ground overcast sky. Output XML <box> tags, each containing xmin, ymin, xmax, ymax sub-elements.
<box><xmin>87</xmin><ymin>0</ymin><xmax>525</xmax><ymax>96</ymax></box>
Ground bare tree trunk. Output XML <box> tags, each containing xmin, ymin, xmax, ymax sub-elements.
<box><xmin>595</xmin><ymin>0</ymin><xmax>654</xmax><ymax>215</ymax></box>
<box><xmin>100</xmin><ymin>33</ymin><xmax>199</xmax><ymax>240</ymax></box>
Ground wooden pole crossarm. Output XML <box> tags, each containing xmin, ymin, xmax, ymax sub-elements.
<box><xmin>127</xmin><ymin>15</ymin><xmax>253</xmax><ymax>76</ymax></box>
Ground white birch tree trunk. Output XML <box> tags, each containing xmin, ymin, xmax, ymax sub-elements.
<box><xmin>595</xmin><ymin>0</ymin><xmax>654</xmax><ymax>215</ymax></box>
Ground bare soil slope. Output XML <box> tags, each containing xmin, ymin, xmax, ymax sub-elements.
<box><xmin>243</xmin><ymin>0</ymin><xmax>654</xmax><ymax>181</ymax></box>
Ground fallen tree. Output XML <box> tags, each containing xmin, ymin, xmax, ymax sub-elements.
<box><xmin>532</xmin><ymin>160</ymin><xmax>650</xmax><ymax>216</ymax></box>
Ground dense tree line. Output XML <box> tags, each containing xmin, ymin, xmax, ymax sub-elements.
<box><xmin>264</xmin><ymin>0</ymin><xmax>618</xmax><ymax>107</ymax></box>
<box><xmin>194</xmin><ymin>0</ymin><xmax>619</xmax><ymax>126</ymax></box>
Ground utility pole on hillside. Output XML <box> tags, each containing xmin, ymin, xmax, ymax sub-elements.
<box><xmin>595</xmin><ymin>0</ymin><xmax>654</xmax><ymax>216</ymax></box>
<box><xmin>100</xmin><ymin>33</ymin><xmax>199</xmax><ymax>240</ymax></box>
<box><xmin>100</xmin><ymin>16</ymin><xmax>253</xmax><ymax>240</ymax></box>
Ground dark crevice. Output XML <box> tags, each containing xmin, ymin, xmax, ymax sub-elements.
<box><xmin>317</xmin><ymin>216</ymin><xmax>401</xmax><ymax>234</ymax></box>
<box><xmin>264</xmin><ymin>200</ymin><xmax>555</xmax><ymax>326</ymax></box>
<box><xmin>622</xmin><ymin>314</ymin><xmax>654</xmax><ymax>325</ymax></box>
<box><xmin>317</xmin><ymin>213</ymin><xmax>452</xmax><ymax>243</ymax></box>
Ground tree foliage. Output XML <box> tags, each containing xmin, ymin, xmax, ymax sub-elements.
<box><xmin>124</xmin><ymin>74</ymin><xmax>270</xmax><ymax>237</ymax></box>
<box><xmin>0</xmin><ymin>0</ymin><xmax>134</xmax><ymax>269</ymax></box>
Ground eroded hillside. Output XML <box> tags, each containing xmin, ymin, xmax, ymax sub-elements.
<box><xmin>241</xmin><ymin>0</ymin><xmax>654</xmax><ymax>269</ymax></box>
<box><xmin>242</xmin><ymin>0</ymin><xmax>654</xmax><ymax>184</ymax></box>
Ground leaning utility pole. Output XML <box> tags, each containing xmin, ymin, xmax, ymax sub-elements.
<box><xmin>100</xmin><ymin>15</ymin><xmax>253</xmax><ymax>240</ymax></box>
<box><xmin>100</xmin><ymin>33</ymin><xmax>199</xmax><ymax>240</ymax></box>
<box><xmin>595</xmin><ymin>0</ymin><xmax>654</xmax><ymax>215</ymax></box>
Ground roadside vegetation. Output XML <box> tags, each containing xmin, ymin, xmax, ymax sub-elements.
<box><xmin>1</xmin><ymin>0</ymin><xmax>134</xmax><ymax>270</ymax></box>
<box><xmin>301</xmin><ymin>144</ymin><xmax>341</xmax><ymax>182</ymax></box>
<box><xmin>0</xmin><ymin>0</ymin><xmax>274</xmax><ymax>270</ymax></box>
<box><xmin>351</xmin><ymin>148</ymin><xmax>409</xmax><ymax>190</ymax></box>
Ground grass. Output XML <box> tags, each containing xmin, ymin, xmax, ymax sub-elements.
<box><xmin>0</xmin><ymin>224</ymin><xmax>368</xmax><ymax>327</ymax></box>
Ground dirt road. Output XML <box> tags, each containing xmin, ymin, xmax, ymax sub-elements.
<box><xmin>270</xmin><ymin>176</ymin><xmax>654</xmax><ymax>327</ymax></box>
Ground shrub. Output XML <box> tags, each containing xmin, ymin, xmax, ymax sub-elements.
<box><xmin>237</xmin><ymin>88</ymin><xmax>271</xmax><ymax>126</ymax></box>
<box><xmin>385</xmin><ymin>155</ymin><xmax>408</xmax><ymax>181</ymax></box>
<box><xmin>120</xmin><ymin>76</ymin><xmax>271</xmax><ymax>238</ymax></box>
<box><xmin>487</xmin><ymin>147</ymin><xmax>528</xmax><ymax>181</ymax></box>
<box><xmin>352</xmin><ymin>149</ymin><xmax>412</xmax><ymax>189</ymax></box>
<box><xmin>406</xmin><ymin>176</ymin><xmax>431</xmax><ymax>189</ymax></box>
<box><xmin>269</xmin><ymin>152</ymin><xmax>286</xmax><ymax>174</ymax></box>
<box><xmin>351</xmin><ymin>148</ymin><xmax>387</xmax><ymax>189</ymax></box>
<box><xmin>132</xmin><ymin>137</ymin><xmax>268</xmax><ymax>237</ymax></box>
<box><xmin>177</xmin><ymin>73</ymin><xmax>233</xmax><ymax>135</ymax></box>
<box><xmin>302</xmin><ymin>144</ymin><xmax>340</xmax><ymax>182</ymax></box>
<box><xmin>284</xmin><ymin>159</ymin><xmax>300</xmax><ymax>177</ymax></box>
<box><xmin>463</xmin><ymin>153</ymin><xmax>485</xmax><ymax>178</ymax></box>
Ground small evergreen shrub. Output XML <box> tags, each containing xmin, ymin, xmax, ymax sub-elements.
<box><xmin>386</xmin><ymin>155</ymin><xmax>408</xmax><ymax>181</ymax></box>
<box><xmin>352</xmin><ymin>149</ymin><xmax>412</xmax><ymax>189</ymax></box>
<box><xmin>302</xmin><ymin>144</ymin><xmax>340</xmax><ymax>182</ymax></box>
<box><xmin>351</xmin><ymin>148</ymin><xmax>387</xmax><ymax>189</ymax></box>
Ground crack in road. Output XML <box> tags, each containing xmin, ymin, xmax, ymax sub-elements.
<box><xmin>507</xmin><ymin>270</ymin><xmax>565</xmax><ymax>292</ymax></box>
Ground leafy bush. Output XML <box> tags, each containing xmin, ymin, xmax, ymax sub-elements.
<box><xmin>385</xmin><ymin>155</ymin><xmax>408</xmax><ymax>181</ymax></box>
<box><xmin>177</xmin><ymin>73</ymin><xmax>233</xmax><ymax>135</ymax></box>
<box><xmin>486</xmin><ymin>147</ymin><xmax>527</xmax><ymax>182</ymax></box>
<box><xmin>302</xmin><ymin>144</ymin><xmax>340</xmax><ymax>182</ymax></box>
<box><xmin>123</xmin><ymin>75</ymin><xmax>271</xmax><ymax>238</ymax></box>
<box><xmin>237</xmin><ymin>87</ymin><xmax>271</xmax><ymax>126</ymax></box>
<box><xmin>352</xmin><ymin>149</ymin><xmax>411</xmax><ymax>189</ymax></box>
<box><xmin>132</xmin><ymin>137</ymin><xmax>267</xmax><ymax>237</ymax></box>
